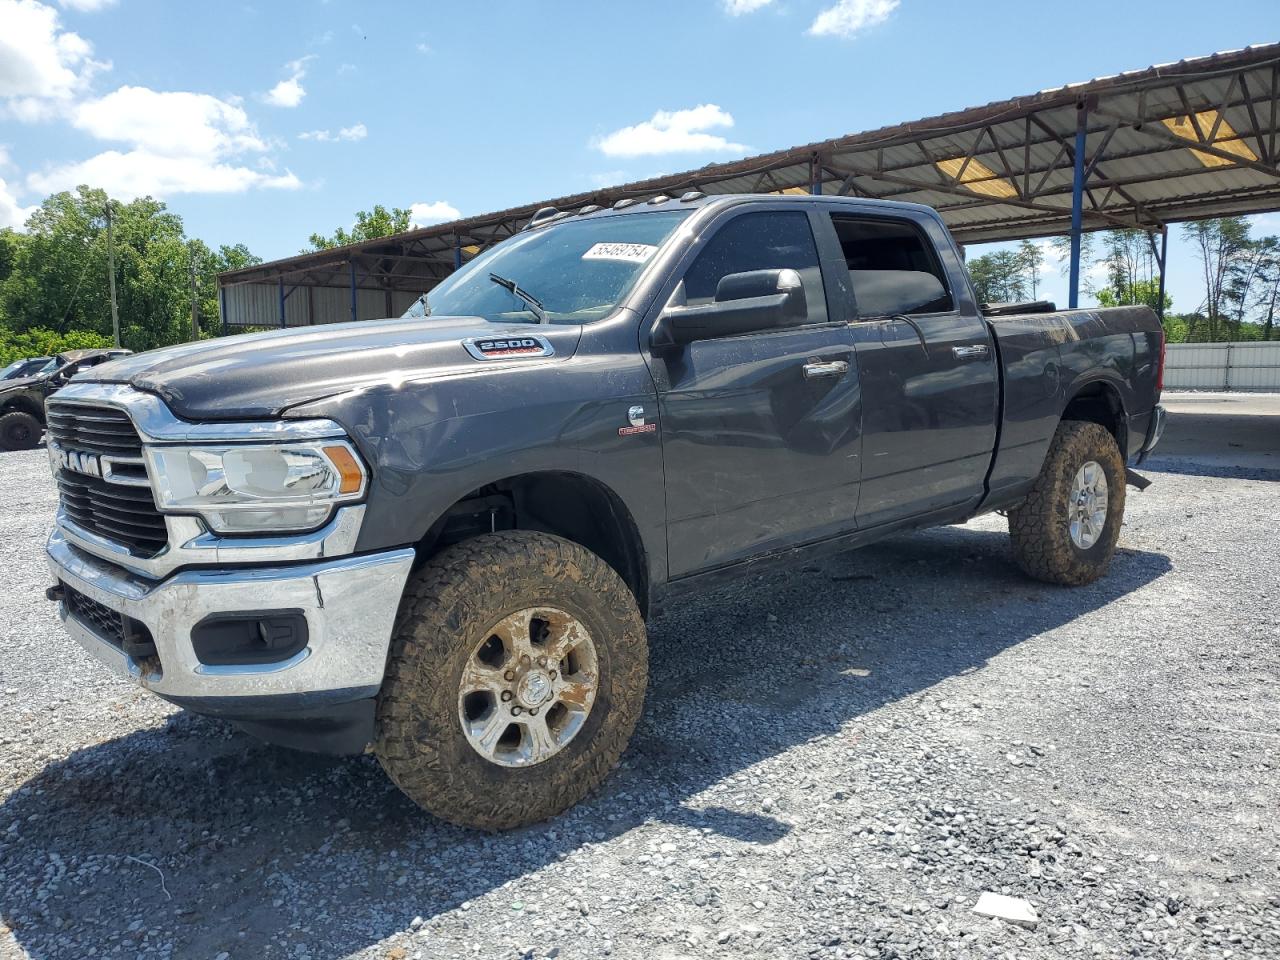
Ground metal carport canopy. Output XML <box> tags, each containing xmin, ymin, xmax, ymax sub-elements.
<box><xmin>218</xmin><ymin>42</ymin><xmax>1280</xmax><ymax>326</ymax></box>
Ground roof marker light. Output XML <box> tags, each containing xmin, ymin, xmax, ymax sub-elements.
<box><xmin>680</xmin><ymin>191</ymin><xmax>706</xmax><ymax>202</ymax></box>
<box><xmin>525</xmin><ymin>206</ymin><xmax>561</xmax><ymax>230</ymax></box>
<box><xmin>647</xmin><ymin>195</ymin><xmax>672</xmax><ymax>205</ymax></box>
<box><xmin>613</xmin><ymin>198</ymin><xmax>639</xmax><ymax>210</ymax></box>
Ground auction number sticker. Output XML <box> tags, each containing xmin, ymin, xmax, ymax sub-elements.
<box><xmin>582</xmin><ymin>242</ymin><xmax>658</xmax><ymax>264</ymax></box>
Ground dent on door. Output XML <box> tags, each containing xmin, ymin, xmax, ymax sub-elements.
<box><xmin>659</xmin><ymin>326</ymin><xmax>861</xmax><ymax>576</ymax></box>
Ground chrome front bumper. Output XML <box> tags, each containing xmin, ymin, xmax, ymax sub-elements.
<box><xmin>47</xmin><ymin>527</ymin><xmax>414</xmax><ymax>705</ymax></box>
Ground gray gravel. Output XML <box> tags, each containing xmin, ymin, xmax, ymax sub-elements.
<box><xmin>1</xmin><ymin>439</ymin><xmax>1277</xmax><ymax>960</ymax></box>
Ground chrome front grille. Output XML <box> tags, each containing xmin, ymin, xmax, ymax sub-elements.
<box><xmin>46</xmin><ymin>404</ymin><xmax>143</xmax><ymax>456</ymax></box>
<box><xmin>47</xmin><ymin>401</ymin><xmax>168</xmax><ymax>558</ymax></box>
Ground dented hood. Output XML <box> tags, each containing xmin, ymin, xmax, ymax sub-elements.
<box><xmin>75</xmin><ymin>316</ymin><xmax>580</xmax><ymax>420</ymax></box>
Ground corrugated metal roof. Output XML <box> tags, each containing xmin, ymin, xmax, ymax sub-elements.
<box><xmin>220</xmin><ymin>43</ymin><xmax>1280</xmax><ymax>324</ymax></box>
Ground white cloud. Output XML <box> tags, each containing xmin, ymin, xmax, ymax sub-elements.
<box><xmin>28</xmin><ymin>84</ymin><xmax>301</xmax><ymax>199</ymax></box>
<box><xmin>262</xmin><ymin>55</ymin><xmax>312</xmax><ymax>107</ymax></box>
<box><xmin>57</xmin><ymin>0</ymin><xmax>116</xmax><ymax>10</ymax></box>
<box><xmin>723</xmin><ymin>0</ymin><xmax>773</xmax><ymax>13</ymax></box>
<box><xmin>298</xmin><ymin>122</ymin><xmax>367</xmax><ymax>143</ymax></box>
<box><xmin>409</xmin><ymin>200</ymin><xmax>460</xmax><ymax>227</ymax></box>
<box><xmin>0</xmin><ymin>174</ymin><xmax>35</xmax><ymax>228</ymax></box>
<box><xmin>593</xmin><ymin>104</ymin><xmax>747</xmax><ymax>157</ymax></box>
<box><xmin>0</xmin><ymin>0</ymin><xmax>108</xmax><ymax>118</ymax></box>
<box><xmin>808</xmin><ymin>0</ymin><xmax>899</xmax><ymax>38</ymax></box>
<box><xmin>72</xmin><ymin>86</ymin><xmax>268</xmax><ymax>155</ymax></box>
<box><xmin>27</xmin><ymin>150</ymin><xmax>300</xmax><ymax>198</ymax></box>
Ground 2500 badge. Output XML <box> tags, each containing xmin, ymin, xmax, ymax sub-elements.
<box><xmin>462</xmin><ymin>335</ymin><xmax>555</xmax><ymax>361</ymax></box>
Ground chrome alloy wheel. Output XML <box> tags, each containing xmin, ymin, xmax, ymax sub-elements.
<box><xmin>1068</xmin><ymin>460</ymin><xmax>1109</xmax><ymax>550</ymax></box>
<box><xmin>458</xmin><ymin>607</ymin><xmax>599</xmax><ymax>768</ymax></box>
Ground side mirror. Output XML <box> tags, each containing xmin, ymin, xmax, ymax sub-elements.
<box><xmin>657</xmin><ymin>269</ymin><xmax>807</xmax><ymax>348</ymax></box>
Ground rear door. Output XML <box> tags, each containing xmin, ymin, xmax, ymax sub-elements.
<box><xmin>818</xmin><ymin>209</ymin><xmax>998</xmax><ymax>527</ymax></box>
<box><xmin>644</xmin><ymin>206</ymin><xmax>862</xmax><ymax>577</ymax></box>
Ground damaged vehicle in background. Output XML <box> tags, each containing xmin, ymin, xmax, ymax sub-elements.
<box><xmin>0</xmin><ymin>348</ymin><xmax>132</xmax><ymax>452</ymax></box>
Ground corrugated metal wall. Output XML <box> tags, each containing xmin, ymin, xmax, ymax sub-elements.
<box><xmin>220</xmin><ymin>282</ymin><xmax>421</xmax><ymax>328</ymax></box>
<box><xmin>1164</xmin><ymin>342</ymin><xmax>1280</xmax><ymax>391</ymax></box>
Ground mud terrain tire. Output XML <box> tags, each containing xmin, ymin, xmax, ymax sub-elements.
<box><xmin>1008</xmin><ymin>421</ymin><xmax>1126</xmax><ymax>586</ymax></box>
<box><xmin>0</xmin><ymin>411</ymin><xmax>42</xmax><ymax>452</ymax></box>
<box><xmin>375</xmin><ymin>531</ymin><xmax>648</xmax><ymax>831</ymax></box>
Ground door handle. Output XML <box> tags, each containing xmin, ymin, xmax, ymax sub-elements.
<box><xmin>802</xmin><ymin>360</ymin><xmax>850</xmax><ymax>379</ymax></box>
<box><xmin>952</xmin><ymin>344</ymin><xmax>990</xmax><ymax>360</ymax></box>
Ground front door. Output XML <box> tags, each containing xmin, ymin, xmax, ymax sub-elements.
<box><xmin>646</xmin><ymin>208</ymin><xmax>862</xmax><ymax>578</ymax></box>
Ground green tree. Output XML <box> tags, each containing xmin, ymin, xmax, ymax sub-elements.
<box><xmin>1050</xmin><ymin>232</ymin><xmax>1098</xmax><ymax>298</ymax></box>
<box><xmin>1096</xmin><ymin>279</ymin><xmax>1170</xmax><ymax>312</ymax></box>
<box><xmin>968</xmin><ymin>249</ymin><xmax>1028</xmax><ymax>304</ymax></box>
<box><xmin>1017</xmin><ymin>240</ymin><xmax>1044</xmax><ymax>299</ymax></box>
<box><xmin>1182</xmin><ymin>217</ymin><xmax>1251</xmax><ymax>341</ymax></box>
<box><xmin>0</xmin><ymin>186</ymin><xmax>260</xmax><ymax>350</ymax></box>
<box><xmin>307</xmin><ymin>205</ymin><xmax>412</xmax><ymax>251</ymax></box>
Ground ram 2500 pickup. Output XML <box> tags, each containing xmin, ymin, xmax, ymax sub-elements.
<box><xmin>43</xmin><ymin>193</ymin><xmax>1166</xmax><ymax>830</ymax></box>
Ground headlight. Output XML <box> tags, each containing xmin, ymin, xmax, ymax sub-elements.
<box><xmin>146</xmin><ymin>441</ymin><xmax>367</xmax><ymax>533</ymax></box>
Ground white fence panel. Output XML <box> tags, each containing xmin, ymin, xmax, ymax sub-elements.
<box><xmin>1163</xmin><ymin>342</ymin><xmax>1280</xmax><ymax>391</ymax></box>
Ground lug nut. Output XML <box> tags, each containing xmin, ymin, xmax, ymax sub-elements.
<box><xmin>520</xmin><ymin>654</ymin><xmax>532</xmax><ymax>666</ymax></box>
<box><xmin>536</xmin><ymin>656</ymin><xmax>547</xmax><ymax>667</ymax></box>
<box><xmin>504</xmin><ymin>670</ymin><xmax>516</xmax><ymax>681</ymax></box>
<box><xmin>501</xmin><ymin>691</ymin><xmax>513</xmax><ymax>702</ymax></box>
<box><xmin>511</xmin><ymin>705</ymin><xmax>522</xmax><ymax>716</ymax></box>
<box><xmin>529</xmin><ymin>707</ymin><xmax>539</xmax><ymax>716</ymax></box>
<box><xmin>548</xmin><ymin>670</ymin><xmax>557</xmax><ymax>680</ymax></box>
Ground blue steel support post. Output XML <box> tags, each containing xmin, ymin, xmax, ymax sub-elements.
<box><xmin>810</xmin><ymin>153</ymin><xmax>821</xmax><ymax>195</ymax></box>
<box><xmin>219</xmin><ymin>286</ymin><xmax>228</xmax><ymax>335</ymax></box>
<box><xmin>1068</xmin><ymin>99</ymin><xmax>1089</xmax><ymax>309</ymax></box>
<box><xmin>278</xmin><ymin>277</ymin><xmax>286</xmax><ymax>328</ymax></box>
<box><xmin>454</xmin><ymin>239</ymin><xmax>462</xmax><ymax>271</ymax></box>
<box><xmin>349</xmin><ymin>261</ymin><xmax>357</xmax><ymax>323</ymax></box>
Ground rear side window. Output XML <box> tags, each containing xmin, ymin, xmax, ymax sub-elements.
<box><xmin>829</xmin><ymin>215</ymin><xmax>953</xmax><ymax>317</ymax></box>
<box><xmin>682</xmin><ymin>211</ymin><xmax>827</xmax><ymax>326</ymax></box>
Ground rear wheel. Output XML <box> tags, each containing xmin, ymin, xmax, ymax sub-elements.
<box><xmin>374</xmin><ymin>531</ymin><xmax>648</xmax><ymax>831</ymax></box>
<box><xmin>0</xmin><ymin>411</ymin><xmax>42</xmax><ymax>452</ymax></box>
<box><xmin>1008</xmin><ymin>421</ymin><xmax>1126</xmax><ymax>586</ymax></box>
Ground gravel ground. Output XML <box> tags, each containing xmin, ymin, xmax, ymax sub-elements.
<box><xmin>1</xmin><ymin>435</ymin><xmax>1277</xmax><ymax>960</ymax></box>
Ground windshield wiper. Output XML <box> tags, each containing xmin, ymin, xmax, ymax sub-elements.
<box><xmin>489</xmin><ymin>273</ymin><xmax>547</xmax><ymax>324</ymax></box>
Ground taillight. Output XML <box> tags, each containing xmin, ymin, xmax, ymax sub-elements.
<box><xmin>1155</xmin><ymin>330</ymin><xmax>1166</xmax><ymax>394</ymax></box>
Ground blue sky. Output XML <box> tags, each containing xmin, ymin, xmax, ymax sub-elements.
<box><xmin>1</xmin><ymin>0</ymin><xmax>1277</xmax><ymax>313</ymax></box>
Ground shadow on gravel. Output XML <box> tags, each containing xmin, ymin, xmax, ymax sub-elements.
<box><xmin>1140</xmin><ymin>455</ymin><xmax>1280</xmax><ymax>482</ymax></box>
<box><xmin>0</xmin><ymin>526</ymin><xmax>1171</xmax><ymax>959</ymax></box>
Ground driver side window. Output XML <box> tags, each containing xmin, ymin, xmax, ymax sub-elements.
<box><xmin>682</xmin><ymin>211</ymin><xmax>827</xmax><ymax>326</ymax></box>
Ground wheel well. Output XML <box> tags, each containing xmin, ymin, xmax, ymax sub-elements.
<box><xmin>1061</xmin><ymin>382</ymin><xmax>1126</xmax><ymax>453</ymax></box>
<box><xmin>1</xmin><ymin>398</ymin><xmax>44</xmax><ymax>420</ymax></box>
<box><xmin>419</xmin><ymin>472</ymin><xmax>649</xmax><ymax>617</ymax></box>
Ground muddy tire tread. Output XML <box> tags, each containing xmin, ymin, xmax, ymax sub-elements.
<box><xmin>374</xmin><ymin>531</ymin><xmax>647</xmax><ymax>831</ymax></box>
<box><xmin>1008</xmin><ymin>421</ymin><xmax>1126</xmax><ymax>586</ymax></box>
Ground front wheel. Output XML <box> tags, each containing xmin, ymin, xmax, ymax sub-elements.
<box><xmin>1008</xmin><ymin>421</ymin><xmax>1126</xmax><ymax>586</ymax></box>
<box><xmin>0</xmin><ymin>411</ymin><xmax>42</xmax><ymax>452</ymax></box>
<box><xmin>374</xmin><ymin>531</ymin><xmax>648</xmax><ymax>831</ymax></box>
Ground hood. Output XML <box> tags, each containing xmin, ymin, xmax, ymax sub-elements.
<box><xmin>0</xmin><ymin>373</ymin><xmax>48</xmax><ymax>394</ymax></box>
<box><xmin>77</xmin><ymin>316</ymin><xmax>582</xmax><ymax>420</ymax></box>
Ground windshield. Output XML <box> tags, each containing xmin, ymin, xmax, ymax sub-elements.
<box><xmin>405</xmin><ymin>210</ymin><xmax>690</xmax><ymax>324</ymax></box>
<box><xmin>1</xmin><ymin>358</ymin><xmax>48</xmax><ymax>380</ymax></box>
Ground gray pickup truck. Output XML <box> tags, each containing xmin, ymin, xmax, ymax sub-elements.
<box><xmin>43</xmin><ymin>193</ymin><xmax>1165</xmax><ymax>830</ymax></box>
